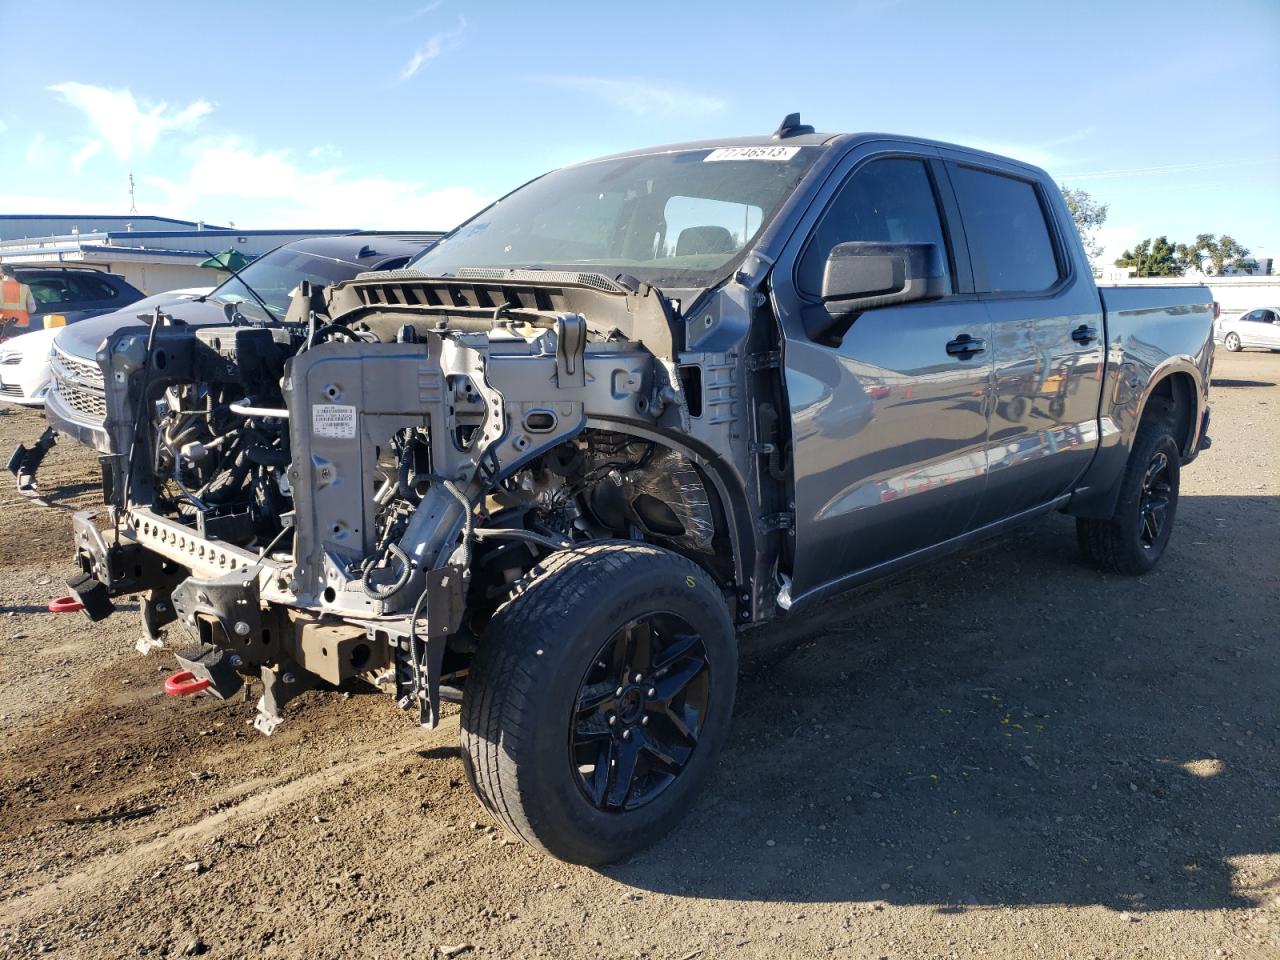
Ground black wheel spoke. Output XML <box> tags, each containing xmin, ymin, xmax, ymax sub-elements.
<box><xmin>653</xmin><ymin>631</ymin><xmax>700</xmax><ymax>670</ymax></box>
<box><xmin>639</xmin><ymin>732</ymin><xmax>683</xmax><ymax>776</ymax></box>
<box><xmin>574</xmin><ymin>715</ymin><xmax>612</xmax><ymax>743</ymax></box>
<box><xmin>655</xmin><ymin>702</ymin><xmax>698</xmax><ymax>747</ymax></box>
<box><xmin>587</xmin><ymin>740</ymin><xmax>615</xmax><ymax>806</ymax></box>
<box><xmin>576</xmin><ymin>681</ymin><xmax>615</xmax><ymax>714</ymax></box>
<box><xmin>625</xmin><ymin>618</ymin><xmax>654</xmax><ymax>677</ymax></box>
<box><xmin>605</xmin><ymin>735</ymin><xmax>641</xmax><ymax>809</ymax></box>
<box><xmin>1142</xmin><ymin>511</ymin><xmax>1159</xmax><ymax>542</ymax></box>
<box><xmin>654</xmin><ymin>657</ymin><xmax>707</xmax><ymax>704</ymax></box>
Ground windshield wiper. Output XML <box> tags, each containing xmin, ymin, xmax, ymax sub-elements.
<box><xmin>198</xmin><ymin>251</ymin><xmax>281</xmax><ymax>322</ymax></box>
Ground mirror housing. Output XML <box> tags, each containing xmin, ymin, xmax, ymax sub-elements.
<box><xmin>814</xmin><ymin>241</ymin><xmax>947</xmax><ymax>341</ymax></box>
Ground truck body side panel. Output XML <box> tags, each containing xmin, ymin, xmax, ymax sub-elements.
<box><xmin>1067</xmin><ymin>285</ymin><xmax>1214</xmax><ymax>518</ymax></box>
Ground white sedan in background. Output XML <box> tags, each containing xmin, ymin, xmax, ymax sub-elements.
<box><xmin>0</xmin><ymin>287</ymin><xmax>211</xmax><ymax>405</ymax></box>
<box><xmin>1216</xmin><ymin>306</ymin><xmax>1280</xmax><ymax>352</ymax></box>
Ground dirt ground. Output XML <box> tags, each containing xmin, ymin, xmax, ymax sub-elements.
<box><xmin>0</xmin><ymin>351</ymin><xmax>1276</xmax><ymax>960</ymax></box>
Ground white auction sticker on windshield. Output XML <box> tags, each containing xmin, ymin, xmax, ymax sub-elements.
<box><xmin>703</xmin><ymin>146</ymin><xmax>801</xmax><ymax>162</ymax></box>
<box><xmin>312</xmin><ymin>403</ymin><xmax>357</xmax><ymax>439</ymax></box>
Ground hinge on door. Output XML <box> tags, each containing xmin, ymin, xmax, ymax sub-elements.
<box><xmin>744</xmin><ymin>350</ymin><xmax>781</xmax><ymax>371</ymax></box>
<box><xmin>757</xmin><ymin>512</ymin><xmax>794</xmax><ymax>535</ymax></box>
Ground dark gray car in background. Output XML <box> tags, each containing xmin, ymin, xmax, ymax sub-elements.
<box><xmin>0</xmin><ymin>266</ymin><xmax>145</xmax><ymax>340</ymax></box>
<box><xmin>63</xmin><ymin>118</ymin><xmax>1214</xmax><ymax>866</ymax></box>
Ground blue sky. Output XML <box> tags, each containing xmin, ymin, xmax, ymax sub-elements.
<box><xmin>1</xmin><ymin>0</ymin><xmax>1277</xmax><ymax>265</ymax></box>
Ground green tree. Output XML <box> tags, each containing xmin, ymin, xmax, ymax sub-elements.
<box><xmin>1185</xmin><ymin>234</ymin><xmax>1253</xmax><ymax>275</ymax></box>
<box><xmin>1114</xmin><ymin>236</ymin><xmax>1184</xmax><ymax>277</ymax></box>
<box><xmin>1174</xmin><ymin>234</ymin><xmax>1211</xmax><ymax>275</ymax></box>
<box><xmin>1060</xmin><ymin>186</ymin><xmax>1109</xmax><ymax>263</ymax></box>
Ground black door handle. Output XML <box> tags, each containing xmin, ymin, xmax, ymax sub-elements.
<box><xmin>1071</xmin><ymin>324</ymin><xmax>1098</xmax><ymax>345</ymax></box>
<box><xmin>946</xmin><ymin>333</ymin><xmax>986</xmax><ymax>358</ymax></box>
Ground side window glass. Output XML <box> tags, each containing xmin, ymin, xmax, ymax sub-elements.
<box><xmin>1243</xmin><ymin>310</ymin><xmax>1261</xmax><ymax>322</ymax></box>
<box><xmin>797</xmin><ymin>157</ymin><xmax>951</xmax><ymax>297</ymax></box>
<box><xmin>26</xmin><ymin>279</ymin><xmax>66</xmax><ymax>304</ymax></box>
<box><xmin>950</xmin><ymin>165</ymin><xmax>1061</xmax><ymax>294</ymax></box>
<box><xmin>63</xmin><ymin>274</ymin><xmax>117</xmax><ymax>301</ymax></box>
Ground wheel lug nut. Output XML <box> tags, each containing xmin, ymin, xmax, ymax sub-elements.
<box><xmin>647</xmin><ymin>688</ymin><xmax>655</xmax><ymax>698</ymax></box>
<box><xmin>641</xmin><ymin>716</ymin><xmax>649</xmax><ymax>726</ymax></box>
<box><xmin>634</xmin><ymin>673</ymin><xmax>643</xmax><ymax>682</ymax></box>
<box><xmin>608</xmin><ymin>715</ymin><xmax>617</xmax><ymax>726</ymax></box>
<box><xmin>616</xmin><ymin>687</ymin><xmax>624</xmax><ymax>696</ymax></box>
<box><xmin>622</xmin><ymin>729</ymin><xmax>631</xmax><ymax>740</ymax></box>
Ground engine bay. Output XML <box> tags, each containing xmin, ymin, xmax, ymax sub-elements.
<box><xmin>69</xmin><ymin>270</ymin><xmax>751</xmax><ymax>734</ymax></box>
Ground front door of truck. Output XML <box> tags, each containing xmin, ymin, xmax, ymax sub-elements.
<box><xmin>771</xmin><ymin>147</ymin><xmax>992</xmax><ymax>603</ymax></box>
<box><xmin>942</xmin><ymin>157</ymin><xmax>1105</xmax><ymax>527</ymax></box>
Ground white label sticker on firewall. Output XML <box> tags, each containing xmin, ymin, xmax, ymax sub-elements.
<box><xmin>312</xmin><ymin>403</ymin><xmax>356</xmax><ymax>439</ymax></box>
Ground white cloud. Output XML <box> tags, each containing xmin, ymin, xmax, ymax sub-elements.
<box><xmin>400</xmin><ymin>0</ymin><xmax>442</xmax><ymax>22</ymax></box>
<box><xmin>144</xmin><ymin>135</ymin><xmax>488</xmax><ymax>230</ymax></box>
<box><xmin>49</xmin><ymin>82</ymin><xmax>212</xmax><ymax>162</ymax></box>
<box><xmin>25</xmin><ymin>132</ymin><xmax>54</xmax><ymax>169</ymax></box>
<box><xmin>539</xmin><ymin>76</ymin><xmax>727</xmax><ymax>119</ymax></box>
<box><xmin>943</xmin><ymin>128</ymin><xmax>1097</xmax><ymax>173</ymax></box>
<box><xmin>308</xmin><ymin>143</ymin><xmax>343</xmax><ymax>162</ymax></box>
<box><xmin>70</xmin><ymin>140</ymin><xmax>103</xmax><ymax>175</ymax></box>
<box><xmin>1058</xmin><ymin>156</ymin><xmax>1279</xmax><ymax>182</ymax></box>
<box><xmin>0</xmin><ymin>191</ymin><xmax>120</xmax><ymax>214</ymax></box>
<box><xmin>397</xmin><ymin>16</ymin><xmax>466</xmax><ymax>84</ymax></box>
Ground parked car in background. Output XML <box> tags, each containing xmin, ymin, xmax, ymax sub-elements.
<box><xmin>0</xmin><ymin>288</ymin><xmax>210</xmax><ymax>406</ymax></box>
<box><xmin>42</xmin><ymin>234</ymin><xmax>432</xmax><ymax>453</ymax></box>
<box><xmin>1216</xmin><ymin>306</ymin><xmax>1280</xmax><ymax>351</ymax></box>
<box><xmin>0</xmin><ymin>266</ymin><xmax>145</xmax><ymax>340</ymax></box>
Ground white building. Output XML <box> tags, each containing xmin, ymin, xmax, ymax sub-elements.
<box><xmin>1100</xmin><ymin>272</ymin><xmax>1280</xmax><ymax>318</ymax></box>
<box><xmin>0</xmin><ymin>215</ymin><xmax>362</xmax><ymax>294</ymax></box>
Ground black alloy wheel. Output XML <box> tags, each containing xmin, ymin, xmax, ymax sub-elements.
<box><xmin>460</xmin><ymin>542</ymin><xmax>737</xmax><ymax>865</ymax></box>
<box><xmin>1138</xmin><ymin>450</ymin><xmax>1173</xmax><ymax>548</ymax></box>
<box><xmin>570</xmin><ymin>613</ymin><xmax>710</xmax><ymax>812</ymax></box>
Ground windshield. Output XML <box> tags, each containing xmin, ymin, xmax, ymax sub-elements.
<box><xmin>210</xmin><ymin>248</ymin><xmax>363</xmax><ymax>320</ymax></box>
<box><xmin>409</xmin><ymin>146</ymin><xmax>820</xmax><ymax>287</ymax></box>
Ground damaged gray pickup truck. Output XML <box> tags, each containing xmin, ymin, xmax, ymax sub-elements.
<box><xmin>65</xmin><ymin>117</ymin><xmax>1214</xmax><ymax>864</ymax></box>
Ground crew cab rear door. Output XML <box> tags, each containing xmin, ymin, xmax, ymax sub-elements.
<box><xmin>941</xmin><ymin>153</ymin><xmax>1105</xmax><ymax>526</ymax></box>
<box><xmin>770</xmin><ymin>143</ymin><xmax>991</xmax><ymax>602</ymax></box>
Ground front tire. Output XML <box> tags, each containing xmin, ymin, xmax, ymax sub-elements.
<box><xmin>1224</xmin><ymin>332</ymin><xmax>1242</xmax><ymax>352</ymax></box>
<box><xmin>460</xmin><ymin>542</ymin><xmax>737</xmax><ymax>865</ymax></box>
<box><xmin>1076</xmin><ymin>419</ymin><xmax>1181</xmax><ymax>575</ymax></box>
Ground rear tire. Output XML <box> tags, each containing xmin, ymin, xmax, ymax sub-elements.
<box><xmin>1224</xmin><ymin>332</ymin><xmax>1242</xmax><ymax>352</ymax></box>
<box><xmin>460</xmin><ymin>542</ymin><xmax>736</xmax><ymax>865</ymax></box>
<box><xmin>1076</xmin><ymin>419</ymin><xmax>1181</xmax><ymax>575</ymax></box>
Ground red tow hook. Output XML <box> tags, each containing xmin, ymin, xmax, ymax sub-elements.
<box><xmin>164</xmin><ymin>670</ymin><xmax>211</xmax><ymax>696</ymax></box>
<box><xmin>47</xmin><ymin>596</ymin><xmax>85</xmax><ymax>613</ymax></box>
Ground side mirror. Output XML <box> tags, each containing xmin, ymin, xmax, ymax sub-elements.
<box><xmin>815</xmin><ymin>241</ymin><xmax>947</xmax><ymax>341</ymax></box>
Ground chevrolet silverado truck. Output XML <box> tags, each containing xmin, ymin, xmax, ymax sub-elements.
<box><xmin>63</xmin><ymin>116</ymin><xmax>1214</xmax><ymax>865</ymax></box>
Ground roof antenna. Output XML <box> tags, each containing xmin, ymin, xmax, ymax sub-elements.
<box><xmin>773</xmin><ymin>113</ymin><xmax>815</xmax><ymax>140</ymax></box>
<box><xmin>127</xmin><ymin>172</ymin><xmax>139</xmax><ymax>215</ymax></box>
